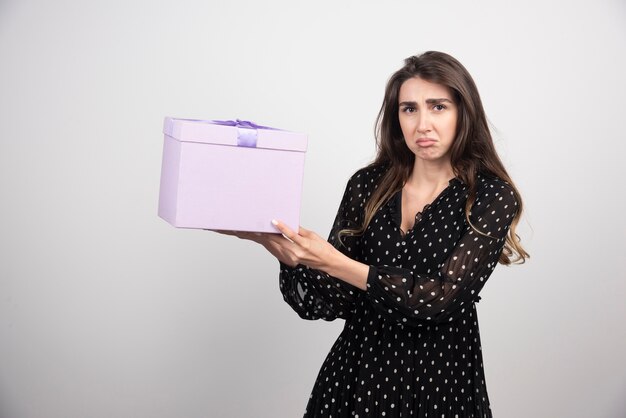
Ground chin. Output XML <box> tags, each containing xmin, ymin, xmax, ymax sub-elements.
<box><xmin>415</xmin><ymin>152</ymin><xmax>450</xmax><ymax>163</ymax></box>
<box><xmin>416</xmin><ymin>152</ymin><xmax>442</xmax><ymax>160</ymax></box>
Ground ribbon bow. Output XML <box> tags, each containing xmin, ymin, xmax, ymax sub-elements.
<box><xmin>210</xmin><ymin>119</ymin><xmax>276</xmax><ymax>147</ymax></box>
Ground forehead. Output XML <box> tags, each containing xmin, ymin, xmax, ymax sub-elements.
<box><xmin>398</xmin><ymin>77</ymin><xmax>453</xmax><ymax>100</ymax></box>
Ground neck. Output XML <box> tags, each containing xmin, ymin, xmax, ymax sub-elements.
<box><xmin>406</xmin><ymin>158</ymin><xmax>455</xmax><ymax>188</ymax></box>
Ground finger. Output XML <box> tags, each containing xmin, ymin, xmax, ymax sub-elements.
<box><xmin>301</xmin><ymin>229</ymin><xmax>323</xmax><ymax>243</ymax></box>
<box><xmin>298</xmin><ymin>226</ymin><xmax>313</xmax><ymax>237</ymax></box>
<box><xmin>267</xmin><ymin>233</ymin><xmax>298</xmax><ymax>252</ymax></box>
<box><xmin>265</xmin><ymin>233</ymin><xmax>288</xmax><ymax>244</ymax></box>
<box><xmin>265</xmin><ymin>237</ymin><xmax>299</xmax><ymax>267</ymax></box>
<box><xmin>271</xmin><ymin>220</ymin><xmax>304</xmax><ymax>245</ymax></box>
<box><xmin>217</xmin><ymin>230</ymin><xmax>258</xmax><ymax>241</ymax></box>
<box><xmin>212</xmin><ymin>229</ymin><xmax>237</xmax><ymax>236</ymax></box>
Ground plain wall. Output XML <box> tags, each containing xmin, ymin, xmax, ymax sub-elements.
<box><xmin>1</xmin><ymin>0</ymin><xmax>625</xmax><ymax>417</ymax></box>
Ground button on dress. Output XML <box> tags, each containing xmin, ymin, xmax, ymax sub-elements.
<box><xmin>279</xmin><ymin>164</ymin><xmax>519</xmax><ymax>417</ymax></box>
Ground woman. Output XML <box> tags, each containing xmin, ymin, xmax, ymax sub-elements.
<box><xmin>227</xmin><ymin>51</ymin><xmax>528</xmax><ymax>417</ymax></box>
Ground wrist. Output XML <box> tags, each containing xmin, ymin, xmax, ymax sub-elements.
<box><xmin>323</xmin><ymin>248</ymin><xmax>345</xmax><ymax>277</ymax></box>
<box><xmin>324</xmin><ymin>249</ymin><xmax>369</xmax><ymax>291</ymax></box>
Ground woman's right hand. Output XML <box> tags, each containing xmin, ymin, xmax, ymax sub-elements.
<box><xmin>213</xmin><ymin>229</ymin><xmax>265</xmax><ymax>243</ymax></box>
<box><xmin>211</xmin><ymin>229</ymin><xmax>299</xmax><ymax>267</ymax></box>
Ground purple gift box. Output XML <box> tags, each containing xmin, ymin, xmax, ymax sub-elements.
<box><xmin>158</xmin><ymin>117</ymin><xmax>307</xmax><ymax>233</ymax></box>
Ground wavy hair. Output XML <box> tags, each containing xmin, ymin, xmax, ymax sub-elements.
<box><xmin>339</xmin><ymin>51</ymin><xmax>528</xmax><ymax>265</ymax></box>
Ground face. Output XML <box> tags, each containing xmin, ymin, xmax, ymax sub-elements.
<box><xmin>398</xmin><ymin>77</ymin><xmax>458</xmax><ymax>164</ymax></box>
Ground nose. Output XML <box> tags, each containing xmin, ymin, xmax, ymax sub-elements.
<box><xmin>416</xmin><ymin>111</ymin><xmax>431</xmax><ymax>134</ymax></box>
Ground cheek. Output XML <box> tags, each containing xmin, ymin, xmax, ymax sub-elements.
<box><xmin>445</xmin><ymin>115</ymin><xmax>458</xmax><ymax>137</ymax></box>
<box><xmin>398</xmin><ymin>118</ymin><xmax>412</xmax><ymax>138</ymax></box>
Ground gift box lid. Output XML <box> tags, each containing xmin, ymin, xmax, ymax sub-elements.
<box><xmin>163</xmin><ymin>117</ymin><xmax>307</xmax><ymax>152</ymax></box>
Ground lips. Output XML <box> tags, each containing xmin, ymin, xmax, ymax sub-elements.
<box><xmin>416</xmin><ymin>138</ymin><xmax>436</xmax><ymax>147</ymax></box>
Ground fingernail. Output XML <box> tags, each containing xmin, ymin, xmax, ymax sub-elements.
<box><xmin>271</xmin><ymin>219</ymin><xmax>278</xmax><ymax>226</ymax></box>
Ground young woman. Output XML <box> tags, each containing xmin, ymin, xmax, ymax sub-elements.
<box><xmin>226</xmin><ymin>51</ymin><xmax>528</xmax><ymax>417</ymax></box>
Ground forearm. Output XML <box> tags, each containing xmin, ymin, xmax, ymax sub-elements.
<box><xmin>323</xmin><ymin>249</ymin><xmax>369</xmax><ymax>291</ymax></box>
<box><xmin>263</xmin><ymin>220</ymin><xmax>369</xmax><ymax>290</ymax></box>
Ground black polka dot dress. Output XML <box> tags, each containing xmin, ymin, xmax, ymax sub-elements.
<box><xmin>279</xmin><ymin>164</ymin><xmax>518</xmax><ymax>417</ymax></box>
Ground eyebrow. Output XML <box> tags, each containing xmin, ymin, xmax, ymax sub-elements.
<box><xmin>399</xmin><ymin>98</ymin><xmax>454</xmax><ymax>106</ymax></box>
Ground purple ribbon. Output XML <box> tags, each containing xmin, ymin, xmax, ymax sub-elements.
<box><xmin>210</xmin><ymin>119</ymin><xmax>275</xmax><ymax>130</ymax></box>
<box><xmin>175</xmin><ymin>118</ymin><xmax>277</xmax><ymax>148</ymax></box>
<box><xmin>211</xmin><ymin>119</ymin><xmax>276</xmax><ymax>148</ymax></box>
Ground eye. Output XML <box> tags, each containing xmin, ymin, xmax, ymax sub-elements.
<box><xmin>433</xmin><ymin>104</ymin><xmax>446</xmax><ymax>111</ymax></box>
<box><xmin>400</xmin><ymin>106</ymin><xmax>416</xmax><ymax>113</ymax></box>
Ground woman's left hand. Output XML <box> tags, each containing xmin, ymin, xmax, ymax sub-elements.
<box><xmin>216</xmin><ymin>220</ymin><xmax>368</xmax><ymax>290</ymax></box>
<box><xmin>269</xmin><ymin>220</ymin><xmax>338</xmax><ymax>270</ymax></box>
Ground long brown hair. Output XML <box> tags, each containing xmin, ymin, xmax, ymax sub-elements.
<box><xmin>340</xmin><ymin>51</ymin><xmax>528</xmax><ymax>265</ymax></box>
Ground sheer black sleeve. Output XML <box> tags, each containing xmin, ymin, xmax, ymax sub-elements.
<box><xmin>365</xmin><ymin>180</ymin><xmax>518</xmax><ymax>326</ymax></box>
<box><xmin>278</xmin><ymin>171</ymin><xmax>370</xmax><ymax>321</ymax></box>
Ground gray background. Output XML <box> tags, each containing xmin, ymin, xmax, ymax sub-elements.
<box><xmin>1</xmin><ymin>0</ymin><xmax>625</xmax><ymax>417</ymax></box>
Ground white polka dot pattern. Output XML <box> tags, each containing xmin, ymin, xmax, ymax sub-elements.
<box><xmin>279</xmin><ymin>164</ymin><xmax>518</xmax><ymax>417</ymax></box>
